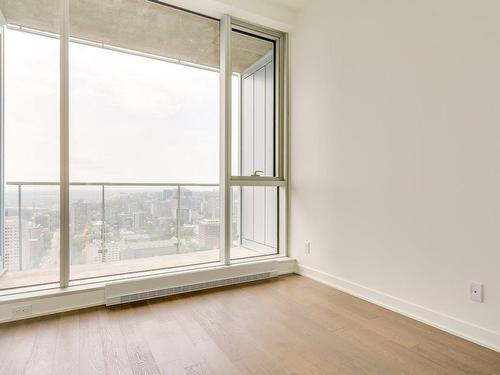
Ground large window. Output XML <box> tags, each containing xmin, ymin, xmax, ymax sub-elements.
<box><xmin>1</xmin><ymin>2</ymin><xmax>61</xmax><ymax>290</ymax></box>
<box><xmin>67</xmin><ymin>0</ymin><xmax>221</xmax><ymax>280</ymax></box>
<box><xmin>0</xmin><ymin>0</ymin><xmax>287</xmax><ymax>292</ymax></box>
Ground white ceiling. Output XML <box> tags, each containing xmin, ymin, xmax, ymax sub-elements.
<box><xmin>268</xmin><ymin>0</ymin><xmax>306</xmax><ymax>11</ymax></box>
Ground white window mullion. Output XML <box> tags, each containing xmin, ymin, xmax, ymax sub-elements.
<box><xmin>59</xmin><ymin>0</ymin><xmax>70</xmax><ymax>288</ymax></box>
<box><xmin>0</xmin><ymin>18</ymin><xmax>5</xmax><ymax>272</ymax></box>
<box><xmin>220</xmin><ymin>14</ymin><xmax>232</xmax><ymax>266</ymax></box>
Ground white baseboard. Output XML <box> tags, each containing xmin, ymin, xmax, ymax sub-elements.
<box><xmin>296</xmin><ymin>264</ymin><xmax>500</xmax><ymax>353</ymax></box>
<box><xmin>0</xmin><ymin>287</ymin><xmax>104</xmax><ymax>323</ymax></box>
<box><xmin>0</xmin><ymin>257</ymin><xmax>296</xmax><ymax>324</ymax></box>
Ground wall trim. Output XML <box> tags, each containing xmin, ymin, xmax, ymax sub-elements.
<box><xmin>0</xmin><ymin>288</ymin><xmax>104</xmax><ymax>324</ymax></box>
<box><xmin>0</xmin><ymin>257</ymin><xmax>296</xmax><ymax>324</ymax></box>
<box><xmin>296</xmin><ymin>264</ymin><xmax>500</xmax><ymax>353</ymax></box>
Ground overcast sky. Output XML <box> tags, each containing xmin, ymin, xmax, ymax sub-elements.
<box><xmin>5</xmin><ymin>28</ymin><xmax>234</xmax><ymax>185</ymax></box>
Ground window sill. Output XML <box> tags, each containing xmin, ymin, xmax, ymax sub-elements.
<box><xmin>0</xmin><ymin>246</ymin><xmax>279</xmax><ymax>296</ymax></box>
<box><xmin>0</xmin><ymin>256</ymin><xmax>296</xmax><ymax>323</ymax></box>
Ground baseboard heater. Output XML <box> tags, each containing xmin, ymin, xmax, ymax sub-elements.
<box><xmin>105</xmin><ymin>261</ymin><xmax>279</xmax><ymax>306</ymax></box>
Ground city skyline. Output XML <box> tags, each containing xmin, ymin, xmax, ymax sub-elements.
<box><xmin>3</xmin><ymin>184</ymin><xmax>238</xmax><ymax>281</ymax></box>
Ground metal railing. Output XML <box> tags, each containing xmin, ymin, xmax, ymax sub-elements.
<box><xmin>4</xmin><ymin>181</ymin><xmax>220</xmax><ymax>271</ymax></box>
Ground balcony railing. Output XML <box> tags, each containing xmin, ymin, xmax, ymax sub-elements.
<box><xmin>3</xmin><ymin>181</ymin><xmax>223</xmax><ymax>272</ymax></box>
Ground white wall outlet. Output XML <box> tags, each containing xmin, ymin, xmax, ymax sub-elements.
<box><xmin>469</xmin><ymin>282</ymin><xmax>483</xmax><ymax>302</ymax></box>
<box><xmin>304</xmin><ymin>241</ymin><xmax>311</xmax><ymax>254</ymax></box>
<box><xmin>12</xmin><ymin>305</ymin><xmax>32</xmax><ymax>317</ymax></box>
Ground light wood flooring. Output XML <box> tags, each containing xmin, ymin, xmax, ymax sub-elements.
<box><xmin>0</xmin><ymin>275</ymin><xmax>498</xmax><ymax>374</ymax></box>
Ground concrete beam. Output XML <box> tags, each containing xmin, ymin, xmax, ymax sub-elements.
<box><xmin>0</xmin><ymin>0</ymin><xmax>278</xmax><ymax>72</ymax></box>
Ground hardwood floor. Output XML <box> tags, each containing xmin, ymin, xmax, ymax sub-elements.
<box><xmin>0</xmin><ymin>275</ymin><xmax>498</xmax><ymax>374</ymax></box>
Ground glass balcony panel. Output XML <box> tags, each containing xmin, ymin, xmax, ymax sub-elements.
<box><xmin>69</xmin><ymin>186</ymin><xmax>103</xmax><ymax>268</ymax></box>
<box><xmin>68</xmin><ymin>185</ymin><xmax>221</xmax><ymax>281</ymax></box>
<box><xmin>70</xmin><ymin>186</ymin><xmax>184</xmax><ymax>280</ymax></box>
<box><xmin>1</xmin><ymin>185</ymin><xmax>60</xmax><ymax>291</ymax></box>
<box><xmin>178</xmin><ymin>186</ymin><xmax>220</xmax><ymax>256</ymax></box>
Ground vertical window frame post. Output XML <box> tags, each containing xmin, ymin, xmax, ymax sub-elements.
<box><xmin>60</xmin><ymin>0</ymin><xmax>70</xmax><ymax>288</ymax></box>
<box><xmin>0</xmin><ymin>12</ymin><xmax>5</xmax><ymax>271</ymax></box>
<box><xmin>220</xmin><ymin>14</ymin><xmax>232</xmax><ymax>266</ymax></box>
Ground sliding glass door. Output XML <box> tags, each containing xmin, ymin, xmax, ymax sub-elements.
<box><xmin>0</xmin><ymin>0</ymin><xmax>287</xmax><ymax>292</ymax></box>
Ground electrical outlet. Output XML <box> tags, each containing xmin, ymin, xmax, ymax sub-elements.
<box><xmin>12</xmin><ymin>305</ymin><xmax>32</xmax><ymax>317</ymax></box>
<box><xmin>304</xmin><ymin>241</ymin><xmax>311</xmax><ymax>255</ymax></box>
<box><xmin>469</xmin><ymin>282</ymin><xmax>483</xmax><ymax>302</ymax></box>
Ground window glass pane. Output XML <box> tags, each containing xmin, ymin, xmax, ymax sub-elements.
<box><xmin>68</xmin><ymin>0</ymin><xmax>221</xmax><ymax>279</ymax></box>
<box><xmin>231</xmin><ymin>30</ymin><xmax>276</xmax><ymax>178</ymax></box>
<box><xmin>1</xmin><ymin>185</ymin><xmax>60</xmax><ymax>290</ymax></box>
<box><xmin>230</xmin><ymin>186</ymin><xmax>278</xmax><ymax>260</ymax></box>
<box><xmin>179</xmin><ymin>186</ymin><xmax>220</xmax><ymax>254</ymax></box>
<box><xmin>69</xmin><ymin>0</ymin><xmax>220</xmax><ymax>184</ymax></box>
<box><xmin>69</xmin><ymin>185</ymin><xmax>220</xmax><ymax>280</ymax></box>
<box><xmin>103</xmin><ymin>187</ymin><xmax>179</xmax><ymax>266</ymax></box>
<box><xmin>3</xmin><ymin>185</ymin><xmax>18</xmax><ymax>273</ymax></box>
<box><xmin>1</xmin><ymin>0</ymin><xmax>61</xmax><ymax>291</ymax></box>
<box><xmin>69</xmin><ymin>186</ymin><xmax>102</xmax><ymax>270</ymax></box>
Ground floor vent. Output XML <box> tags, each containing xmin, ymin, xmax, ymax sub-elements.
<box><xmin>107</xmin><ymin>270</ymin><xmax>277</xmax><ymax>306</ymax></box>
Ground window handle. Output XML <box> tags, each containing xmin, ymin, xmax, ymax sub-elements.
<box><xmin>251</xmin><ymin>170</ymin><xmax>264</xmax><ymax>177</ymax></box>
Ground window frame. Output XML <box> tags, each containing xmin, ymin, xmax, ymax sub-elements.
<box><xmin>0</xmin><ymin>1</ymin><xmax>289</xmax><ymax>294</ymax></box>
<box><xmin>227</xmin><ymin>18</ymin><xmax>288</xmax><ymax>259</ymax></box>
<box><xmin>0</xmin><ymin>18</ymin><xmax>4</xmax><ymax>274</ymax></box>
<box><xmin>229</xmin><ymin>19</ymin><xmax>287</xmax><ymax>185</ymax></box>
<box><xmin>221</xmin><ymin>16</ymin><xmax>288</xmax><ymax>266</ymax></box>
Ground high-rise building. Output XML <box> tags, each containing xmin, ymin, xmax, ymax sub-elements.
<box><xmin>70</xmin><ymin>200</ymin><xmax>90</xmax><ymax>235</ymax></box>
<box><xmin>150</xmin><ymin>200</ymin><xmax>171</xmax><ymax>218</ymax></box>
<box><xmin>4</xmin><ymin>216</ymin><xmax>21</xmax><ymax>271</ymax></box>
<box><xmin>197</xmin><ymin>218</ymin><xmax>220</xmax><ymax>250</ymax></box>
<box><xmin>133</xmin><ymin>211</ymin><xmax>146</xmax><ymax>231</ymax></box>
<box><xmin>202</xmin><ymin>194</ymin><xmax>219</xmax><ymax>219</ymax></box>
<box><xmin>3</xmin><ymin>216</ymin><xmax>31</xmax><ymax>271</ymax></box>
<box><xmin>34</xmin><ymin>213</ymin><xmax>51</xmax><ymax>231</ymax></box>
<box><xmin>162</xmin><ymin>189</ymin><xmax>177</xmax><ymax>201</ymax></box>
<box><xmin>177</xmin><ymin>208</ymin><xmax>192</xmax><ymax>225</ymax></box>
<box><xmin>85</xmin><ymin>240</ymin><xmax>120</xmax><ymax>264</ymax></box>
<box><xmin>102</xmin><ymin>242</ymin><xmax>120</xmax><ymax>263</ymax></box>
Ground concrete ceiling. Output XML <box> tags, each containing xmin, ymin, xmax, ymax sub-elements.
<box><xmin>0</xmin><ymin>0</ymin><xmax>273</xmax><ymax>72</ymax></box>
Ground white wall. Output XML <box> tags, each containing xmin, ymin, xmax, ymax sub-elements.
<box><xmin>290</xmin><ymin>0</ymin><xmax>500</xmax><ymax>350</ymax></box>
